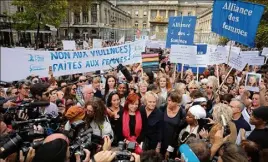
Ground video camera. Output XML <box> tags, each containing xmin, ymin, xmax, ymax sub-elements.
<box><xmin>4</xmin><ymin>101</ymin><xmax>50</xmax><ymax>113</ymax></box>
<box><xmin>0</xmin><ymin>133</ymin><xmax>44</xmax><ymax>159</ymax></box>
<box><xmin>68</xmin><ymin>120</ymin><xmax>110</xmax><ymax>160</ymax></box>
<box><xmin>112</xmin><ymin>141</ymin><xmax>136</xmax><ymax>162</ymax></box>
<box><xmin>0</xmin><ymin>115</ymin><xmax>62</xmax><ymax>159</ymax></box>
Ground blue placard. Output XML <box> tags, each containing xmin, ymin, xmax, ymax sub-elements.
<box><xmin>177</xmin><ymin>44</ymin><xmax>207</xmax><ymax>73</ymax></box>
<box><xmin>212</xmin><ymin>0</ymin><xmax>265</xmax><ymax>47</ymax></box>
<box><xmin>166</xmin><ymin>16</ymin><xmax>197</xmax><ymax>48</ymax></box>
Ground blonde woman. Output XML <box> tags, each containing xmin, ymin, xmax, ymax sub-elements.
<box><xmin>199</xmin><ymin>103</ymin><xmax>237</xmax><ymax>144</ymax></box>
<box><xmin>174</xmin><ymin>83</ymin><xmax>191</xmax><ymax>106</ymax></box>
<box><xmin>138</xmin><ymin>80</ymin><xmax>149</xmax><ymax>105</ymax></box>
<box><xmin>140</xmin><ymin>91</ymin><xmax>163</xmax><ymax>151</ymax></box>
<box><xmin>156</xmin><ymin>75</ymin><xmax>172</xmax><ymax>101</ymax></box>
<box><xmin>188</xmin><ymin>80</ymin><xmax>200</xmax><ymax>94</ymax></box>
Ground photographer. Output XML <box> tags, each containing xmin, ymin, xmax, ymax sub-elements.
<box><xmin>30</xmin><ymin>83</ymin><xmax>58</xmax><ymax>118</ymax></box>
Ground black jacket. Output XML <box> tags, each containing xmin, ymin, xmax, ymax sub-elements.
<box><xmin>140</xmin><ymin>105</ymin><xmax>163</xmax><ymax>150</ymax></box>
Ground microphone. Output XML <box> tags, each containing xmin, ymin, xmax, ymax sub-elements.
<box><xmin>27</xmin><ymin>101</ymin><xmax>50</xmax><ymax>108</ymax></box>
<box><xmin>118</xmin><ymin>64</ymin><xmax>133</xmax><ymax>82</ymax></box>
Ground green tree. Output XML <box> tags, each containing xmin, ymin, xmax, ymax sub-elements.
<box><xmin>247</xmin><ymin>0</ymin><xmax>268</xmax><ymax>48</ymax></box>
<box><xmin>11</xmin><ymin>0</ymin><xmax>68</xmax><ymax>31</ymax></box>
<box><xmin>218</xmin><ymin>36</ymin><xmax>229</xmax><ymax>46</ymax></box>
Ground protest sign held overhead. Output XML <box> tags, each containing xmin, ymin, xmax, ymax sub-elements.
<box><xmin>0</xmin><ymin>41</ymin><xmax>146</xmax><ymax>81</ymax></box>
<box><xmin>170</xmin><ymin>45</ymin><xmax>197</xmax><ymax>65</ymax></box>
<box><xmin>62</xmin><ymin>40</ymin><xmax>76</xmax><ymax>50</ymax></box>
<box><xmin>212</xmin><ymin>0</ymin><xmax>265</xmax><ymax>47</ymax></box>
<box><xmin>227</xmin><ymin>52</ymin><xmax>247</xmax><ymax>71</ymax></box>
<box><xmin>166</xmin><ymin>16</ymin><xmax>196</xmax><ymax>48</ymax></box>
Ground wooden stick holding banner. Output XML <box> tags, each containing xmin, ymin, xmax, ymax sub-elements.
<box><xmin>181</xmin><ymin>64</ymin><xmax>184</xmax><ymax>80</ymax></box>
<box><xmin>227</xmin><ymin>42</ymin><xmax>232</xmax><ymax>65</ymax></box>
<box><xmin>216</xmin><ymin>65</ymin><xmax>220</xmax><ymax>87</ymax></box>
<box><xmin>196</xmin><ymin>66</ymin><xmax>199</xmax><ymax>82</ymax></box>
<box><xmin>173</xmin><ymin>63</ymin><xmax>177</xmax><ymax>85</ymax></box>
<box><xmin>216</xmin><ymin>67</ymin><xmax>233</xmax><ymax>93</ymax></box>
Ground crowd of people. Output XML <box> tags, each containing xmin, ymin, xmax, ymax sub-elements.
<box><xmin>0</xmin><ymin>56</ymin><xmax>268</xmax><ymax>162</ymax></box>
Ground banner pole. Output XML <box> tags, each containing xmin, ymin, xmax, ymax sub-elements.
<box><xmin>216</xmin><ymin>64</ymin><xmax>220</xmax><ymax>87</ymax></box>
<box><xmin>216</xmin><ymin>67</ymin><xmax>233</xmax><ymax>93</ymax></box>
<box><xmin>181</xmin><ymin>64</ymin><xmax>184</xmax><ymax>80</ymax></box>
<box><xmin>197</xmin><ymin>66</ymin><xmax>199</xmax><ymax>82</ymax></box>
<box><xmin>227</xmin><ymin>42</ymin><xmax>232</xmax><ymax>65</ymax></box>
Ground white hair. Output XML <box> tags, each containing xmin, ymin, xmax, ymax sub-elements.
<box><xmin>82</xmin><ymin>84</ymin><xmax>93</xmax><ymax>94</ymax></box>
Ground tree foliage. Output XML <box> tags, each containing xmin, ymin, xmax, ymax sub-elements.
<box><xmin>11</xmin><ymin>0</ymin><xmax>68</xmax><ymax>31</ymax></box>
<box><xmin>247</xmin><ymin>0</ymin><xmax>268</xmax><ymax>48</ymax></box>
<box><xmin>218</xmin><ymin>37</ymin><xmax>229</xmax><ymax>46</ymax></box>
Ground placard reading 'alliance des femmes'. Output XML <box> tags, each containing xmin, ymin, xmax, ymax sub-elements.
<box><xmin>212</xmin><ymin>0</ymin><xmax>265</xmax><ymax>47</ymax></box>
<box><xmin>0</xmin><ymin>41</ymin><xmax>145</xmax><ymax>81</ymax></box>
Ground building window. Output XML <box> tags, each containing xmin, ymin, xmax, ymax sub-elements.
<box><xmin>160</xmin><ymin>10</ymin><xmax>165</xmax><ymax>17</ymax></box>
<box><xmin>143</xmin><ymin>11</ymin><xmax>147</xmax><ymax>16</ymax></box>
<box><xmin>143</xmin><ymin>21</ymin><xmax>147</xmax><ymax>28</ymax></box>
<box><xmin>188</xmin><ymin>12</ymin><xmax>192</xmax><ymax>16</ymax></box>
<box><xmin>135</xmin><ymin>11</ymin><xmax>139</xmax><ymax>17</ymax></box>
<box><xmin>83</xmin><ymin>13</ymin><xmax>88</xmax><ymax>24</ymax></box>
<box><xmin>91</xmin><ymin>5</ymin><xmax>97</xmax><ymax>24</ymax></box>
<box><xmin>74</xmin><ymin>12</ymin><xmax>80</xmax><ymax>24</ymax></box>
<box><xmin>178</xmin><ymin>12</ymin><xmax>183</xmax><ymax>16</ymax></box>
<box><xmin>151</xmin><ymin>26</ymin><xmax>156</xmax><ymax>32</ymax></box>
<box><xmin>151</xmin><ymin>10</ymin><xmax>157</xmax><ymax>19</ymax></box>
<box><xmin>135</xmin><ymin>21</ymin><xmax>138</xmax><ymax>28</ymax></box>
<box><xmin>169</xmin><ymin>10</ymin><xmax>175</xmax><ymax>17</ymax></box>
<box><xmin>104</xmin><ymin>9</ymin><xmax>107</xmax><ymax>24</ymax></box>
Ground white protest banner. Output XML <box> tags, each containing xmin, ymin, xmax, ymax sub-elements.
<box><xmin>1</xmin><ymin>41</ymin><xmax>146</xmax><ymax>81</ymax></box>
<box><xmin>62</xmin><ymin>40</ymin><xmax>76</xmax><ymax>50</ymax></box>
<box><xmin>146</xmin><ymin>40</ymin><xmax>166</xmax><ymax>49</ymax></box>
<box><xmin>93</xmin><ymin>39</ymin><xmax>102</xmax><ymax>48</ymax></box>
<box><xmin>227</xmin><ymin>53</ymin><xmax>247</xmax><ymax>71</ymax></box>
<box><xmin>248</xmin><ymin>56</ymin><xmax>265</xmax><ymax>66</ymax></box>
<box><xmin>170</xmin><ymin>45</ymin><xmax>197</xmax><ymax>64</ymax></box>
<box><xmin>83</xmin><ymin>41</ymin><xmax>89</xmax><ymax>49</ymax></box>
<box><xmin>240</xmin><ymin>51</ymin><xmax>265</xmax><ymax>65</ymax></box>
<box><xmin>207</xmin><ymin>46</ymin><xmax>228</xmax><ymax>65</ymax></box>
<box><xmin>262</xmin><ymin>47</ymin><xmax>268</xmax><ymax>56</ymax></box>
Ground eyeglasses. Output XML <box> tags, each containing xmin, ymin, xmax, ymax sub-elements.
<box><xmin>207</xmin><ymin>86</ymin><xmax>213</xmax><ymax>89</ymax></box>
<box><xmin>79</xmin><ymin>79</ymin><xmax>87</xmax><ymax>83</ymax></box>
<box><xmin>72</xmin><ymin>88</ymin><xmax>77</xmax><ymax>91</ymax></box>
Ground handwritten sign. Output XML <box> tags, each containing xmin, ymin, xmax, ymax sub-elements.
<box><xmin>170</xmin><ymin>45</ymin><xmax>197</xmax><ymax>64</ymax></box>
<box><xmin>262</xmin><ymin>47</ymin><xmax>268</xmax><ymax>56</ymax></box>
<box><xmin>0</xmin><ymin>41</ymin><xmax>146</xmax><ymax>81</ymax></box>
<box><xmin>228</xmin><ymin>53</ymin><xmax>247</xmax><ymax>71</ymax></box>
<box><xmin>93</xmin><ymin>39</ymin><xmax>103</xmax><ymax>49</ymax></box>
<box><xmin>208</xmin><ymin>46</ymin><xmax>228</xmax><ymax>65</ymax></box>
<box><xmin>62</xmin><ymin>40</ymin><xmax>76</xmax><ymax>50</ymax></box>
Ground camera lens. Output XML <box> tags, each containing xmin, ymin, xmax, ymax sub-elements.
<box><xmin>0</xmin><ymin>135</ymin><xmax>22</xmax><ymax>159</ymax></box>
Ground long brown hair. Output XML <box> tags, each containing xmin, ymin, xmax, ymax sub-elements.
<box><xmin>84</xmin><ymin>97</ymin><xmax>106</xmax><ymax>125</ymax></box>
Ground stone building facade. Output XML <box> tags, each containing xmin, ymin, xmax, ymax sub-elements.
<box><xmin>195</xmin><ymin>8</ymin><xmax>220</xmax><ymax>44</ymax></box>
<box><xmin>59</xmin><ymin>0</ymin><xmax>132</xmax><ymax>41</ymax></box>
<box><xmin>115</xmin><ymin>0</ymin><xmax>215</xmax><ymax>42</ymax></box>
